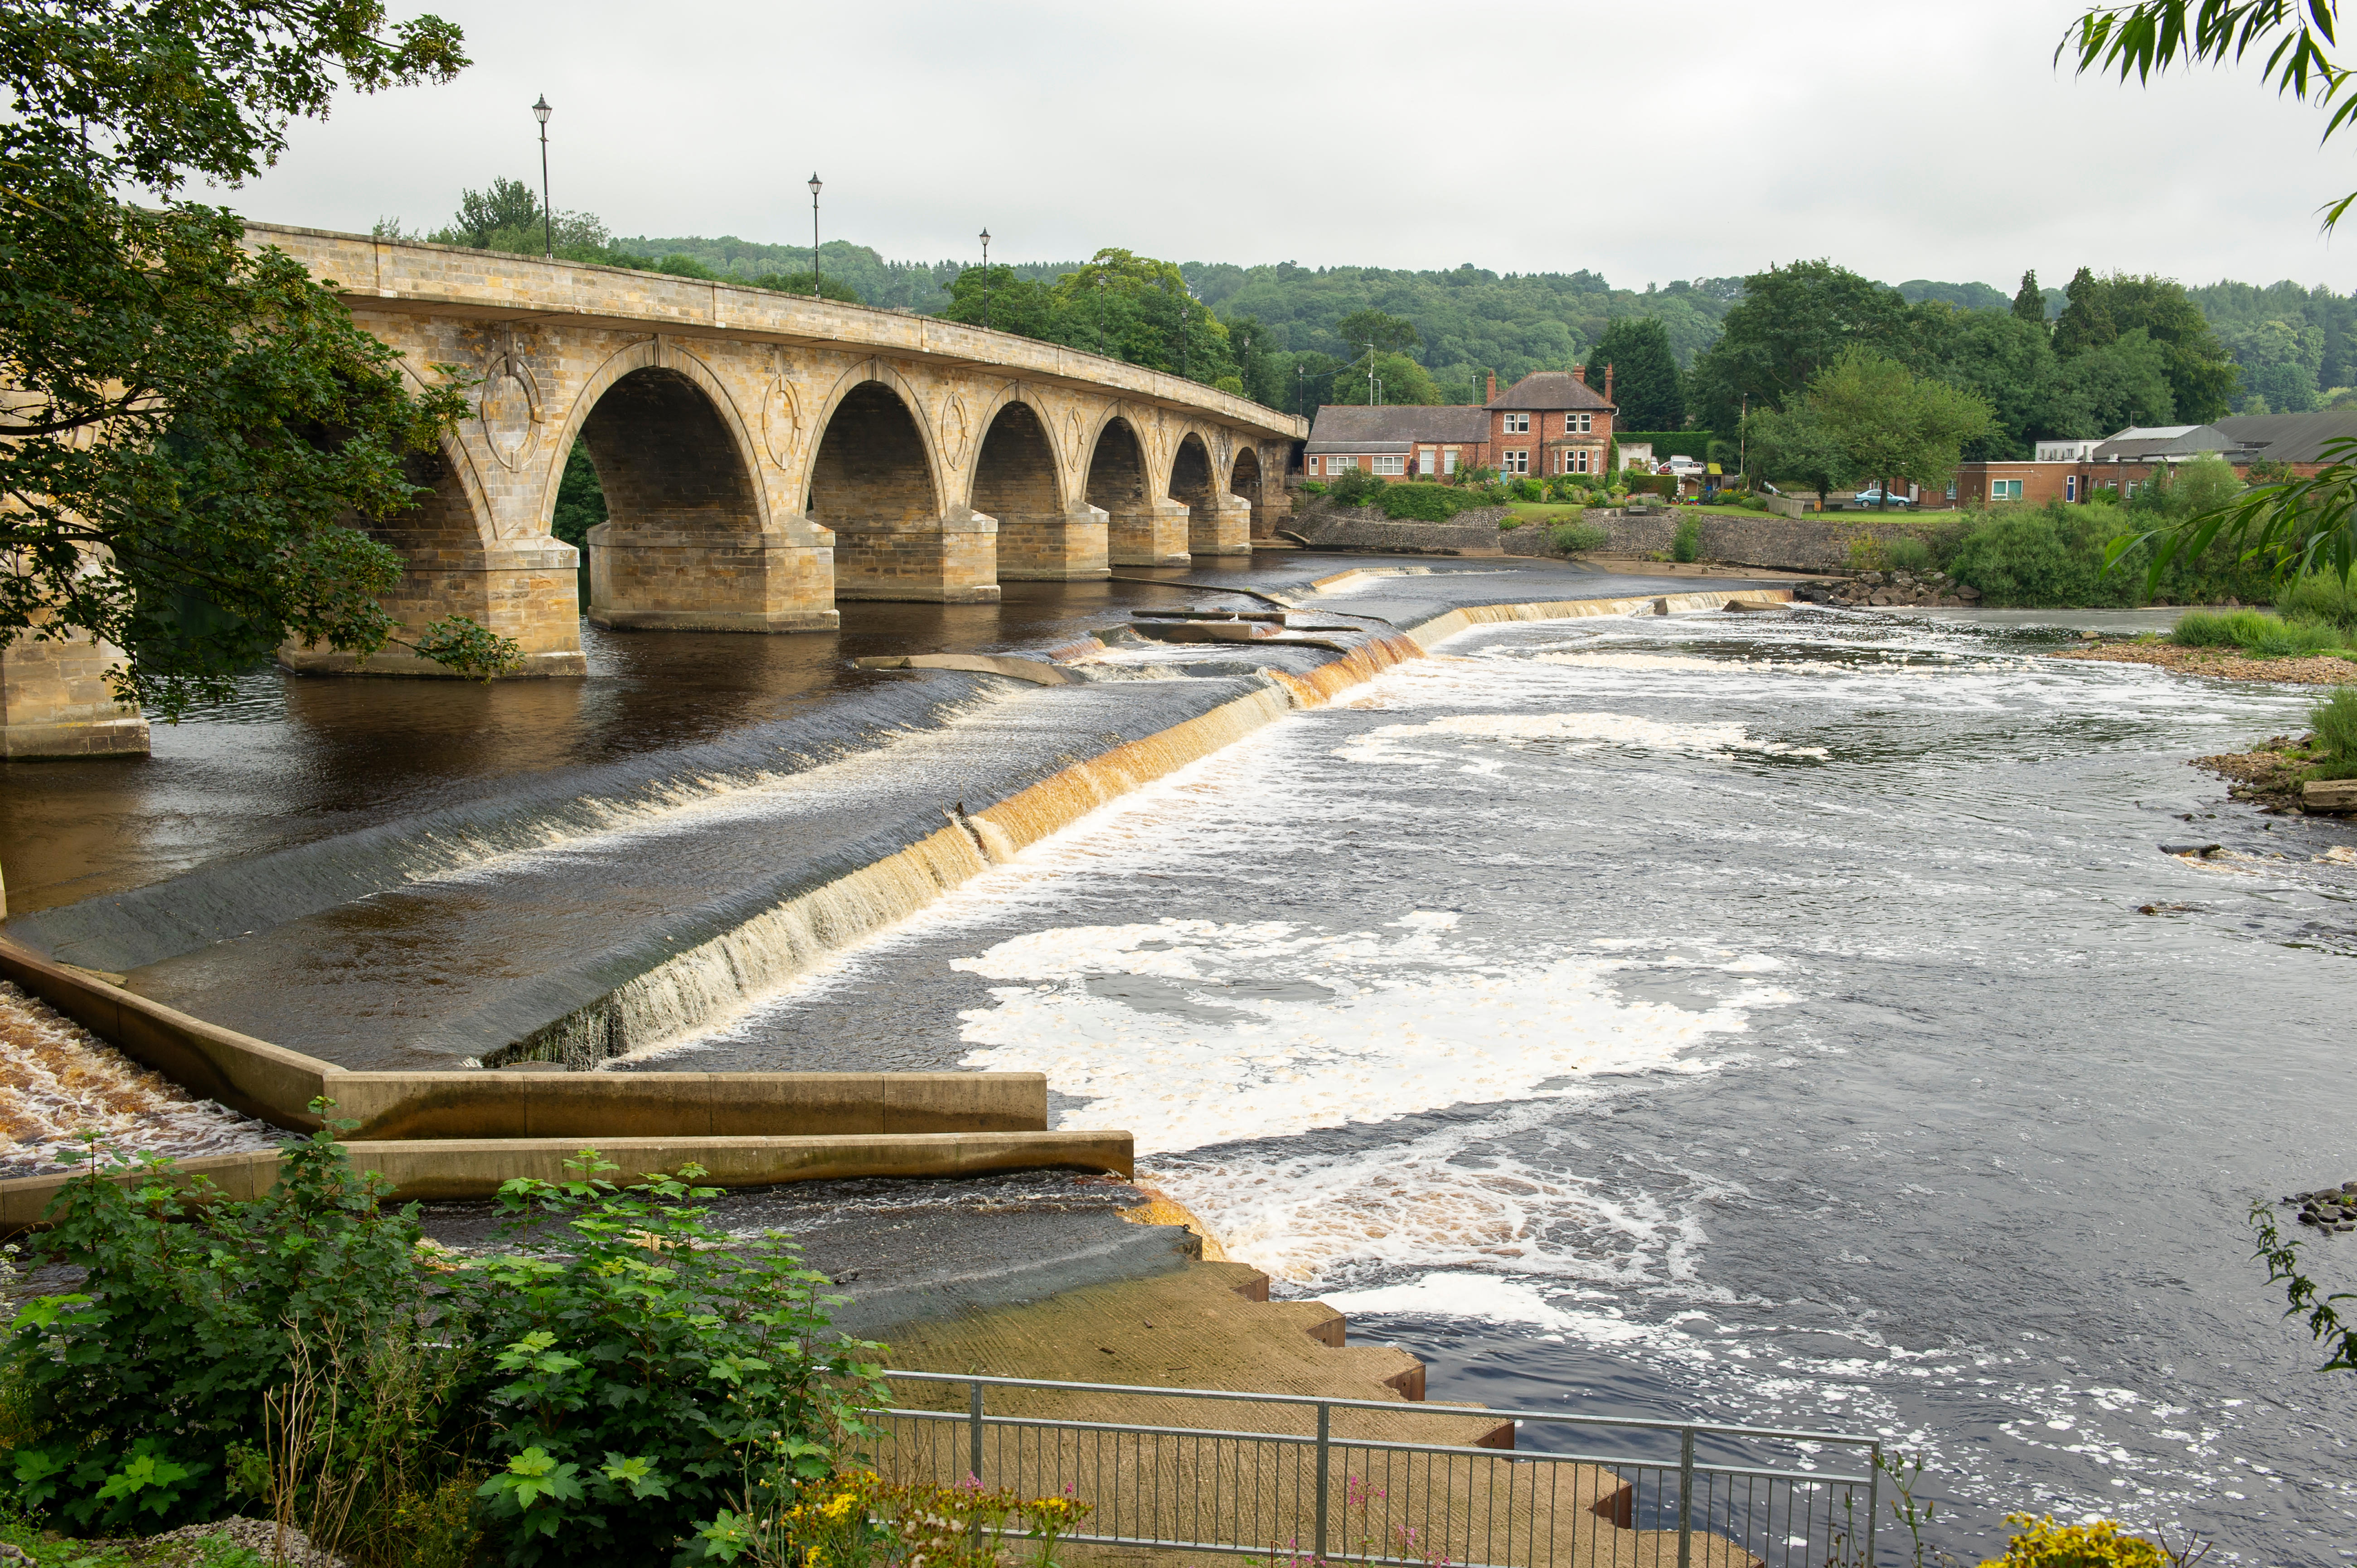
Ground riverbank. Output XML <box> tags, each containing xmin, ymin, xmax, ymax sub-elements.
<box><xmin>2052</xmin><ymin>638</ymin><xmax>2357</xmax><ymax>686</ymax></box>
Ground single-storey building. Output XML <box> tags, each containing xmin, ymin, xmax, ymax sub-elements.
<box><xmin>1953</xmin><ymin>411</ymin><xmax>2357</xmax><ymax>506</ymax></box>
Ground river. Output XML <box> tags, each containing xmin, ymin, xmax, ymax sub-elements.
<box><xmin>634</xmin><ymin>598</ymin><xmax>2357</xmax><ymax>1563</ymax></box>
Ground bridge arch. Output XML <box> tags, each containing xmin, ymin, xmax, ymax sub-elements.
<box><xmin>1229</xmin><ymin>445</ymin><xmax>1271</xmax><ymax>540</ymax></box>
<box><xmin>1084</xmin><ymin>411</ymin><xmax>1188</xmax><ymax>568</ymax></box>
<box><xmin>279</xmin><ymin>359</ymin><xmax>588</xmax><ymax>677</ymax></box>
<box><xmin>1169</xmin><ymin>428</ymin><xmax>1252</xmax><ymax>557</ymax></box>
<box><xmin>808</xmin><ymin>363</ymin><xmax>995</xmax><ymax>603</ymax></box>
<box><xmin>969</xmin><ymin>388</ymin><xmax>1107</xmax><ymax>581</ymax></box>
<box><xmin>550</xmin><ymin>341</ymin><xmax>778</xmax><ymax>631</ymax></box>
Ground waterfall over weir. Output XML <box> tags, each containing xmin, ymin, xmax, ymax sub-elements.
<box><xmin>86</xmin><ymin>644</ymin><xmax>1420</xmax><ymax>1072</ymax></box>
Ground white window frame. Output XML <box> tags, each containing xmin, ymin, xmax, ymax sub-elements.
<box><xmin>1503</xmin><ymin>412</ymin><xmax>1530</xmax><ymax>433</ymax></box>
<box><xmin>1566</xmin><ymin>413</ymin><xmax>1592</xmax><ymax>434</ymax></box>
<box><xmin>1442</xmin><ymin>448</ymin><xmax>1460</xmax><ymax>474</ymax></box>
<box><xmin>1373</xmin><ymin>455</ymin><xmax>1405</xmax><ymax>475</ymax></box>
<box><xmin>2064</xmin><ymin>475</ymin><xmax>2077</xmax><ymax>502</ymax></box>
<box><xmin>1418</xmin><ymin>449</ymin><xmax>1436</xmax><ymax>476</ymax></box>
<box><xmin>1502</xmin><ymin>450</ymin><xmax>1529</xmax><ymax>474</ymax></box>
<box><xmin>1992</xmin><ymin>479</ymin><xmax>2024</xmax><ymax>500</ymax></box>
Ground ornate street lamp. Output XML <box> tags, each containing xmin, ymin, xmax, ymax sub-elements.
<box><xmin>808</xmin><ymin>174</ymin><xmax>823</xmax><ymax>299</ymax></box>
<box><xmin>533</xmin><ymin>96</ymin><xmax>553</xmax><ymax>259</ymax></box>
<box><xmin>980</xmin><ymin>227</ymin><xmax>991</xmax><ymax>331</ymax></box>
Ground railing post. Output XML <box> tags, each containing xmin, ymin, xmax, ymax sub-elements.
<box><xmin>1676</xmin><ymin>1426</ymin><xmax>1694</xmax><ymax>1568</ymax></box>
<box><xmin>969</xmin><ymin>1379</ymin><xmax>987</xmax><ymax>1553</ymax></box>
<box><xmin>1314</xmin><ymin>1401</ymin><xmax>1331</xmax><ymax>1563</ymax></box>
<box><xmin>1866</xmin><ymin>1442</ymin><xmax>1882</xmax><ymax>1568</ymax></box>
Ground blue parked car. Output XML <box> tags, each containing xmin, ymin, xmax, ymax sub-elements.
<box><xmin>1852</xmin><ymin>488</ymin><xmax>1912</xmax><ymax>508</ymax></box>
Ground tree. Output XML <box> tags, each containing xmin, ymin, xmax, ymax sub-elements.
<box><xmin>1333</xmin><ymin>308</ymin><xmax>1421</xmax><ymax>404</ymax></box>
<box><xmin>2047</xmin><ymin>268</ymin><xmax>2241</xmax><ymax>421</ymax></box>
<box><xmin>1918</xmin><ymin>302</ymin><xmax>2093</xmax><ymax>459</ymax></box>
<box><xmin>0</xmin><ymin>1</ymin><xmax>517</xmax><ymax>717</ymax></box>
<box><xmin>1746</xmin><ymin>403</ymin><xmax>1855</xmax><ymax>512</ymax></box>
<box><xmin>2061</xmin><ymin>329</ymin><xmax>2179</xmax><ymax>431</ymax></box>
<box><xmin>1585</xmin><ymin>317</ymin><xmax>1686</xmax><ymax>430</ymax></box>
<box><xmin>1687</xmin><ymin>260</ymin><xmax>1912</xmax><ymax>431</ymax></box>
<box><xmin>2012</xmin><ymin>269</ymin><xmax>2048</xmax><ymax>326</ymax></box>
<box><xmin>2051</xmin><ymin>266</ymin><xmax>2118</xmax><ymax>357</ymax></box>
<box><xmin>1807</xmin><ymin>349</ymin><xmax>1995</xmax><ymax>505</ymax></box>
<box><xmin>445</xmin><ymin>177</ymin><xmax>541</xmax><ymax>247</ymax></box>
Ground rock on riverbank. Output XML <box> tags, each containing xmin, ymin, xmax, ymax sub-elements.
<box><xmin>1793</xmin><ymin>569</ymin><xmax>1981</xmax><ymax>609</ymax></box>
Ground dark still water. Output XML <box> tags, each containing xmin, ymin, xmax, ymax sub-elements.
<box><xmin>644</xmin><ymin>605</ymin><xmax>2357</xmax><ymax>1563</ymax></box>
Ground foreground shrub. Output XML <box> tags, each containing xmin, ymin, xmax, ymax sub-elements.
<box><xmin>1551</xmin><ymin>522</ymin><xmax>1609</xmax><ymax>553</ymax></box>
<box><xmin>1885</xmin><ymin>535</ymin><xmax>1933</xmax><ymax>571</ymax></box>
<box><xmin>2</xmin><ymin>1136</ymin><xmax>882</xmax><ymax>1568</ymax></box>
<box><xmin>699</xmin><ymin>1468</ymin><xmax>1091</xmax><ymax>1568</ymax></box>
<box><xmin>455</xmin><ymin>1157</ymin><xmax>884</xmax><ymax>1567</ymax></box>
<box><xmin>3</xmin><ymin>1128</ymin><xmax>433</xmax><ymax>1537</ymax></box>
<box><xmin>1978</xmin><ymin>1512</ymin><xmax>2165</xmax><ymax>1568</ymax></box>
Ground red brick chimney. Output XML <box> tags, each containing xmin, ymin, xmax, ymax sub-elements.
<box><xmin>1485</xmin><ymin>371</ymin><xmax>1498</xmax><ymax>403</ymax></box>
<box><xmin>1604</xmin><ymin>363</ymin><xmax>1615</xmax><ymax>406</ymax></box>
<box><xmin>1572</xmin><ymin>365</ymin><xmax>1587</xmax><ymax>386</ymax></box>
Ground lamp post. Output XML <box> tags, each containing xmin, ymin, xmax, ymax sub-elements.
<box><xmin>808</xmin><ymin>173</ymin><xmax>823</xmax><ymax>299</ymax></box>
<box><xmin>532</xmin><ymin>96</ymin><xmax>553</xmax><ymax>259</ymax></box>
<box><xmin>979</xmin><ymin>227</ymin><xmax>991</xmax><ymax>331</ymax></box>
<box><xmin>1297</xmin><ymin>365</ymin><xmax>1305</xmax><ymax>417</ymax></box>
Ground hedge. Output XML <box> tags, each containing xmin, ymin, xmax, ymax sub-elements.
<box><xmin>1614</xmin><ymin>431</ymin><xmax>1713</xmax><ymax>461</ymax></box>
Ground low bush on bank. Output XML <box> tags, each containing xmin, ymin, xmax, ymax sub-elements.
<box><xmin>1671</xmin><ymin>514</ymin><xmax>1701</xmax><ymax>563</ymax></box>
<box><xmin>1550</xmin><ymin>522</ymin><xmax>1609</xmax><ymax>553</ymax></box>
<box><xmin>0</xmin><ymin>1124</ymin><xmax>885</xmax><ymax>1567</ymax></box>
<box><xmin>1366</xmin><ymin>481</ymin><xmax>1492</xmax><ymax>523</ymax></box>
<box><xmin>2309</xmin><ymin>687</ymin><xmax>2357</xmax><ymax>778</ymax></box>
<box><xmin>2172</xmin><ymin>607</ymin><xmax>2355</xmax><ymax>659</ymax></box>
<box><xmin>1942</xmin><ymin>498</ymin><xmax>2276</xmax><ymax>608</ymax></box>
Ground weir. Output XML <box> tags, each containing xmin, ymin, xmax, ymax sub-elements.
<box><xmin>3</xmin><ymin>564</ymin><xmax>1793</xmax><ymax>1092</ymax></box>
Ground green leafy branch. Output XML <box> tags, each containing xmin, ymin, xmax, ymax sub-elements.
<box><xmin>2061</xmin><ymin>2</ymin><xmax>2357</xmax><ymax>227</ymax></box>
<box><xmin>2248</xmin><ymin>1198</ymin><xmax>2357</xmax><ymax>1372</ymax></box>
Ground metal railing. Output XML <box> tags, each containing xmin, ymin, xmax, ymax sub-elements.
<box><xmin>874</xmin><ymin>1370</ymin><xmax>1882</xmax><ymax>1568</ymax></box>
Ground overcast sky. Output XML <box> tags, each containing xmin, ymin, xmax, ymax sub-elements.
<box><xmin>210</xmin><ymin>0</ymin><xmax>2357</xmax><ymax>295</ymax></box>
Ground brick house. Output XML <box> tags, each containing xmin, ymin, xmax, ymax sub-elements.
<box><xmin>1485</xmin><ymin>368</ymin><xmax>1617</xmax><ymax>477</ymax></box>
<box><xmin>1303</xmin><ymin>406</ymin><xmax>1492</xmax><ymax>481</ymax></box>
<box><xmin>1301</xmin><ymin>368</ymin><xmax>1620</xmax><ymax>484</ymax></box>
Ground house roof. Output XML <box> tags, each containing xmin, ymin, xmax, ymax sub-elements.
<box><xmin>2213</xmin><ymin>411</ymin><xmax>2357</xmax><ymax>464</ymax></box>
<box><xmin>1487</xmin><ymin>371</ymin><xmax>1614</xmax><ymax>411</ymax></box>
<box><xmin>2091</xmin><ymin>425</ymin><xmax>2230</xmax><ymax>462</ymax></box>
<box><xmin>1305</xmin><ymin>405</ymin><xmax>1491</xmax><ymax>452</ymax></box>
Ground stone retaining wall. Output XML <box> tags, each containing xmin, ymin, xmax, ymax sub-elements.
<box><xmin>1284</xmin><ymin>501</ymin><xmax>1509</xmax><ymax>553</ymax></box>
<box><xmin>1508</xmin><ymin>508</ymin><xmax>1950</xmax><ymax>574</ymax></box>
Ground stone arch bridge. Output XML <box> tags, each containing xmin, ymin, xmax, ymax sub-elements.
<box><xmin>260</xmin><ymin>224</ymin><xmax>1305</xmax><ymax>678</ymax></box>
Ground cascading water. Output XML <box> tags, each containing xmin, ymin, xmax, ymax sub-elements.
<box><xmin>635</xmin><ymin>603</ymin><xmax>2357</xmax><ymax>1564</ymax></box>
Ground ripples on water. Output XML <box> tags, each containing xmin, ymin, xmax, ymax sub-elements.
<box><xmin>659</xmin><ymin>607</ymin><xmax>2357</xmax><ymax>1563</ymax></box>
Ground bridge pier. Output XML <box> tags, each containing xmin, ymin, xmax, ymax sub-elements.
<box><xmin>588</xmin><ymin>526</ymin><xmax>839</xmax><ymax>630</ymax></box>
<box><xmin>1192</xmin><ymin>493</ymin><xmax>1254</xmax><ymax>557</ymax></box>
<box><xmin>0</xmin><ymin>632</ymin><xmax>149</xmax><ymax>759</ymax></box>
<box><xmin>997</xmin><ymin>503</ymin><xmax>1111</xmax><ymax>581</ymax></box>
<box><xmin>279</xmin><ymin>542</ymin><xmax>587</xmax><ymax>678</ymax></box>
<box><xmin>832</xmin><ymin>509</ymin><xmax>1001</xmax><ymax>603</ymax></box>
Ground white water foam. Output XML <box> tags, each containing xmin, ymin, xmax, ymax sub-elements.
<box><xmin>1334</xmin><ymin>711</ymin><xmax>1831</xmax><ymax>770</ymax></box>
<box><xmin>954</xmin><ymin>914</ymin><xmax>1789</xmax><ymax>1157</ymax></box>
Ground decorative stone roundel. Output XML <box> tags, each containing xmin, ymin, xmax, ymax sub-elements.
<box><xmin>478</xmin><ymin>362</ymin><xmax>534</xmax><ymax>469</ymax></box>
<box><xmin>762</xmin><ymin>377</ymin><xmax>800</xmax><ymax>468</ymax></box>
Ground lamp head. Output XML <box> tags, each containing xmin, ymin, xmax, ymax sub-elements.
<box><xmin>808</xmin><ymin>173</ymin><xmax>823</xmax><ymax>197</ymax></box>
<box><xmin>533</xmin><ymin>95</ymin><xmax>552</xmax><ymax>125</ymax></box>
<box><xmin>980</xmin><ymin>227</ymin><xmax>990</xmax><ymax>246</ymax></box>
